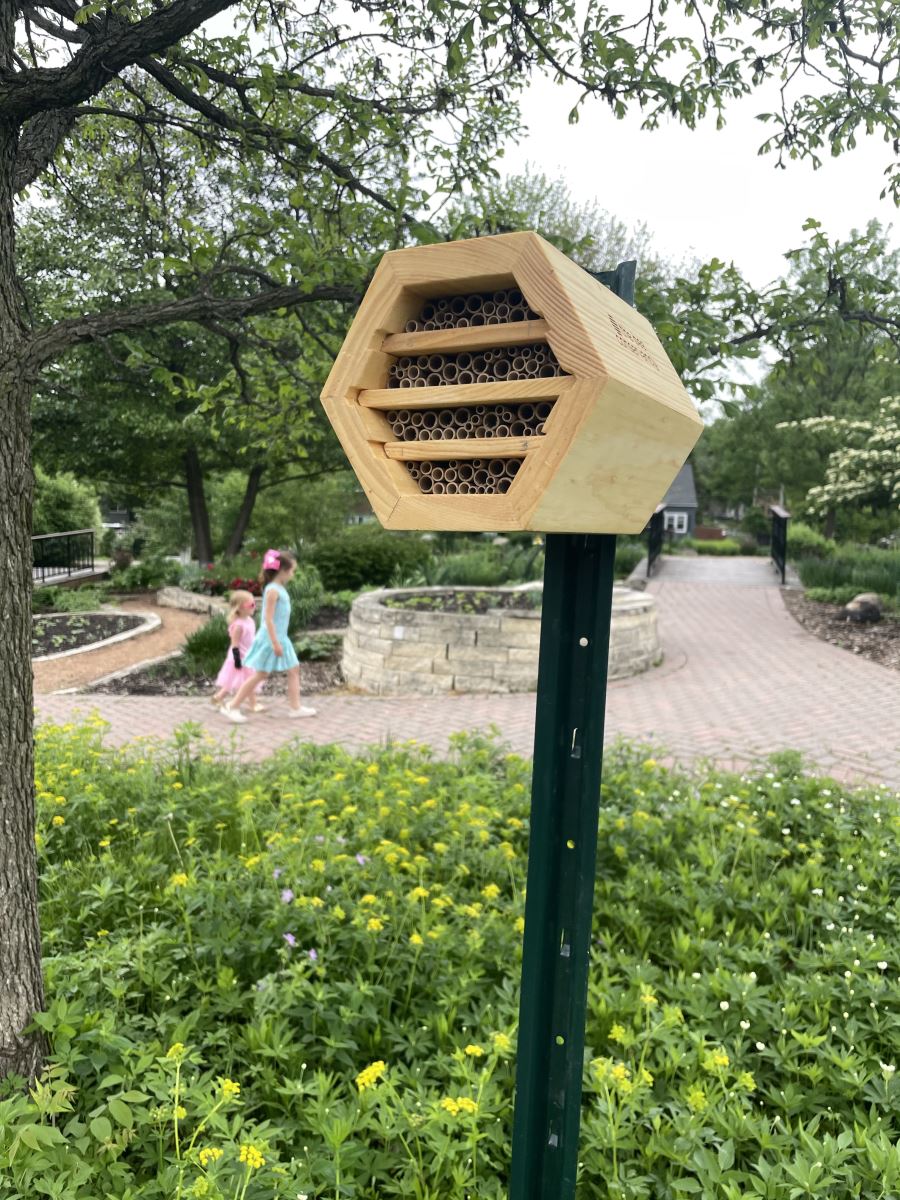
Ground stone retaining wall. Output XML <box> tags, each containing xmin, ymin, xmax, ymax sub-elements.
<box><xmin>156</xmin><ymin>586</ymin><xmax>227</xmax><ymax>616</ymax></box>
<box><xmin>343</xmin><ymin>585</ymin><xmax>659</xmax><ymax>695</ymax></box>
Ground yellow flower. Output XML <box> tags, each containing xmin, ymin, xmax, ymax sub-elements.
<box><xmin>54</xmin><ymin>796</ymin><xmax>67</xmax><ymax>806</ymax></box>
<box><xmin>611</xmin><ymin>1063</ymin><xmax>630</xmax><ymax>1082</ymax></box>
<box><xmin>514</xmin><ymin>916</ymin><xmax>525</xmax><ymax>933</ymax></box>
<box><xmin>332</xmin><ymin>905</ymin><xmax>346</xmax><ymax>921</ymax></box>
<box><xmin>311</xmin><ymin>858</ymin><xmax>325</xmax><ymax>872</ymax></box>
<box><xmin>219</xmin><ymin>1078</ymin><xmax>241</xmax><ymax>1099</ymax></box>
<box><xmin>366</xmin><ymin>917</ymin><xmax>384</xmax><ymax>932</ymax></box>
<box><xmin>51</xmin><ymin>815</ymin><xmax>65</xmax><ymax>827</ymax></box>
<box><xmin>703</xmin><ymin>1049</ymin><xmax>730</xmax><ymax>1072</ymax></box>
<box><xmin>409</xmin><ymin>932</ymin><xmax>424</xmax><ymax>947</ymax></box>
<box><xmin>464</xmin><ymin>1044</ymin><xmax>485</xmax><ymax>1058</ymax></box>
<box><xmin>98</xmin><ymin>838</ymin><xmax>111</xmax><ymax>848</ymax></box>
<box><xmin>172</xmin><ymin>782</ymin><xmax>183</xmax><ymax>790</ymax></box>
<box><xmin>640</xmin><ymin>991</ymin><xmax>658</xmax><ymax>1007</ymax></box>
<box><xmin>456</xmin><ymin>1097</ymin><xmax>477</xmax><ymax>1114</ymax></box>
<box><xmin>361</xmin><ymin>894</ymin><xmax>377</xmax><ymax>906</ymax></box>
<box><xmin>169</xmin><ymin>872</ymin><xmax>189</xmax><ymax>889</ymax></box>
<box><xmin>408</xmin><ymin>886</ymin><xmax>429</xmax><ymax>901</ymax></box>
<box><xmin>491</xmin><ymin>1031</ymin><xmax>512</xmax><ymax>1053</ymax></box>
<box><xmin>191</xmin><ymin>1179</ymin><xmax>210</xmax><ymax>1197</ymax></box>
<box><xmin>686</xmin><ymin>1084</ymin><xmax>707</xmax><ymax>1112</ymax></box>
<box><xmin>310</xmin><ymin>896</ymin><xmax>324</xmax><ymax>909</ymax></box>
<box><xmin>174</xmin><ymin>1105</ymin><xmax>187</xmax><ymax>1119</ymax></box>
<box><xmin>238</xmin><ymin>1143</ymin><xmax>265</xmax><ymax>1170</ymax></box>
<box><xmin>639</xmin><ymin>1068</ymin><xmax>654</xmax><ymax>1086</ymax></box>
<box><xmin>738</xmin><ymin>1071</ymin><xmax>756</xmax><ymax>1092</ymax></box>
<box><xmin>355</xmin><ymin>1060</ymin><xmax>387</xmax><ymax>1092</ymax></box>
<box><xmin>609</xmin><ymin>1024</ymin><xmax>627</xmax><ymax>1044</ymax></box>
<box><xmin>97</xmin><ymin>929</ymin><xmax>109</xmax><ymax>938</ymax></box>
<box><xmin>198</xmin><ymin>1146</ymin><xmax>223</xmax><ymax>1167</ymax></box>
<box><xmin>434</xmin><ymin>842</ymin><xmax>449</xmax><ymax>854</ymax></box>
<box><xmin>481</xmin><ymin>883</ymin><xmax>501</xmax><ymax>900</ymax></box>
<box><xmin>440</xmin><ymin>1097</ymin><xmax>460</xmax><ymax>1115</ymax></box>
<box><xmin>166</xmin><ymin>1043</ymin><xmax>186</xmax><ymax>1060</ymax></box>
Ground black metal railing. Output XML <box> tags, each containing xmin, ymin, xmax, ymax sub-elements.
<box><xmin>770</xmin><ymin>506</ymin><xmax>789</xmax><ymax>585</ymax></box>
<box><xmin>646</xmin><ymin>504</ymin><xmax>666</xmax><ymax>578</ymax></box>
<box><xmin>32</xmin><ymin>529</ymin><xmax>95</xmax><ymax>584</ymax></box>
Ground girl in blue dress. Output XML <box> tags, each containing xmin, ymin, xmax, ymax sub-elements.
<box><xmin>222</xmin><ymin>549</ymin><xmax>317</xmax><ymax>723</ymax></box>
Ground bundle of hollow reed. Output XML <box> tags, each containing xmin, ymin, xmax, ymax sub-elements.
<box><xmin>387</xmin><ymin>343</ymin><xmax>564</xmax><ymax>388</ymax></box>
<box><xmin>386</xmin><ymin>401</ymin><xmax>553</xmax><ymax>442</ymax></box>
<box><xmin>405</xmin><ymin>458</ymin><xmax>521</xmax><ymax>495</ymax></box>
<box><xmin>403</xmin><ymin>288</ymin><xmax>541</xmax><ymax>332</ymax></box>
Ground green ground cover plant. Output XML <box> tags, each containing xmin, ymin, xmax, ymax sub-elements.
<box><xmin>4</xmin><ymin>724</ymin><xmax>899</xmax><ymax>1197</ymax></box>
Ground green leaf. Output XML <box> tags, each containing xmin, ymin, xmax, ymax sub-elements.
<box><xmin>90</xmin><ymin>1115</ymin><xmax>112</xmax><ymax>1142</ymax></box>
<box><xmin>108</xmin><ymin>1098</ymin><xmax>134</xmax><ymax>1128</ymax></box>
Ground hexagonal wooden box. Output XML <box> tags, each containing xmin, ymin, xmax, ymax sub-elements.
<box><xmin>321</xmin><ymin>231</ymin><xmax>702</xmax><ymax>532</ymax></box>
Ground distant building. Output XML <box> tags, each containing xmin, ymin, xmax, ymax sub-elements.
<box><xmin>662</xmin><ymin>463</ymin><xmax>697</xmax><ymax>537</ymax></box>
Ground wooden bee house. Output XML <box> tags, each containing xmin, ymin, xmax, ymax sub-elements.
<box><xmin>321</xmin><ymin>231</ymin><xmax>702</xmax><ymax>532</ymax></box>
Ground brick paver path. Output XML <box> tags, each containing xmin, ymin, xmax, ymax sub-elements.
<box><xmin>36</xmin><ymin>557</ymin><xmax>900</xmax><ymax>789</ymax></box>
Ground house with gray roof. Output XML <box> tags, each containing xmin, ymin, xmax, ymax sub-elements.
<box><xmin>662</xmin><ymin>462</ymin><xmax>698</xmax><ymax>537</ymax></box>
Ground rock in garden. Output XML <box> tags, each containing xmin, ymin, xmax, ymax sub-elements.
<box><xmin>842</xmin><ymin>593</ymin><xmax>882</xmax><ymax>623</ymax></box>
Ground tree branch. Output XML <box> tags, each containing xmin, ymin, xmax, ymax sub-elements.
<box><xmin>29</xmin><ymin>281</ymin><xmax>361</xmax><ymax>366</ymax></box>
<box><xmin>3</xmin><ymin>0</ymin><xmax>237</xmax><ymax>123</ymax></box>
<box><xmin>14</xmin><ymin>107</ymin><xmax>78</xmax><ymax>192</ymax></box>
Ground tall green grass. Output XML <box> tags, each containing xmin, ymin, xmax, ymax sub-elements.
<box><xmin>798</xmin><ymin>547</ymin><xmax>900</xmax><ymax>598</ymax></box>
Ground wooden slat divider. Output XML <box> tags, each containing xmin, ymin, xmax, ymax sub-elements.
<box><xmin>383</xmin><ymin>436</ymin><xmax>543</xmax><ymax>461</ymax></box>
<box><xmin>358</xmin><ymin>377</ymin><xmax>570</xmax><ymax>410</ymax></box>
<box><xmin>381</xmin><ymin>319</ymin><xmax>550</xmax><ymax>356</ymax></box>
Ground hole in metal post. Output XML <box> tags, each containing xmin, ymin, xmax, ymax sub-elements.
<box><xmin>556</xmin><ymin>1035</ymin><xmax>565</xmax><ymax>1046</ymax></box>
<box><xmin>579</xmin><ymin>636</ymin><xmax>589</xmax><ymax>647</ymax></box>
<box><xmin>566</xmin><ymin>839</ymin><xmax>575</xmax><ymax>850</ymax></box>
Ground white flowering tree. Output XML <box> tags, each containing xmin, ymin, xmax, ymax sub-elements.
<box><xmin>779</xmin><ymin>396</ymin><xmax>900</xmax><ymax>518</ymax></box>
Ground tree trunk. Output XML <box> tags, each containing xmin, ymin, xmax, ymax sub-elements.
<box><xmin>824</xmin><ymin>507</ymin><xmax>836</xmax><ymax>539</ymax></box>
<box><xmin>184</xmin><ymin>446</ymin><xmax>214</xmax><ymax>565</ymax></box>
<box><xmin>0</xmin><ymin>114</ymin><xmax>45</xmax><ymax>1083</ymax></box>
<box><xmin>224</xmin><ymin>463</ymin><xmax>264</xmax><ymax>558</ymax></box>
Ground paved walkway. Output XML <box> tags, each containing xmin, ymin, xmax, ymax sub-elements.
<box><xmin>35</xmin><ymin>557</ymin><xmax>900</xmax><ymax>789</ymax></box>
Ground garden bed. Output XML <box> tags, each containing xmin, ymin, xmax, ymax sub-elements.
<box><xmin>782</xmin><ymin>589</ymin><xmax>900</xmax><ymax>671</ymax></box>
<box><xmin>383</xmin><ymin>588</ymin><xmax>541</xmax><ymax>615</ymax></box>
<box><xmin>88</xmin><ymin>633</ymin><xmax>344</xmax><ymax>697</ymax></box>
<box><xmin>32</xmin><ymin>611</ymin><xmax>146</xmax><ymax>658</ymax></box>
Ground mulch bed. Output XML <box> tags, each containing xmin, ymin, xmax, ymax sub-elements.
<box><xmin>782</xmin><ymin>589</ymin><xmax>900</xmax><ymax>672</ymax></box>
<box><xmin>33</xmin><ymin>612</ymin><xmax>144</xmax><ymax>658</ymax></box>
<box><xmin>383</xmin><ymin>589</ymin><xmax>541</xmax><ymax>615</ymax></box>
<box><xmin>89</xmin><ymin>655</ymin><xmax>344</xmax><ymax>698</ymax></box>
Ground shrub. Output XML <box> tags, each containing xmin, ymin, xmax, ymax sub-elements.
<box><xmin>613</xmin><ymin>540</ymin><xmax>644</xmax><ymax>578</ymax></box>
<box><xmin>787</xmin><ymin>521</ymin><xmax>836</xmax><ymax>560</ymax></box>
<box><xmin>111</xmin><ymin>556</ymin><xmax>182</xmax><ymax>591</ymax></box>
<box><xmin>32</xmin><ymin>585</ymin><xmax>109</xmax><ymax>613</ymax></box>
<box><xmin>797</xmin><ymin>547</ymin><xmax>900</xmax><ymax>598</ymax></box>
<box><xmin>310</xmin><ymin>527</ymin><xmax>432</xmax><ymax>591</ymax></box>
<box><xmin>286</xmin><ymin>564</ymin><xmax>326</xmax><ymax>635</ymax></box>
<box><xmin>182</xmin><ymin>613</ymin><xmax>230</xmax><ymax>676</ymax></box>
<box><xmin>740</xmin><ymin>508</ymin><xmax>771</xmax><ymax>539</ymax></box>
<box><xmin>686</xmin><ymin>537</ymin><xmax>743</xmax><ymax>555</ymax></box>
<box><xmin>10</xmin><ymin>723</ymin><xmax>900</xmax><ymax>1198</ymax></box>
<box><xmin>32</xmin><ymin>467</ymin><xmax>102</xmax><ymax>536</ymax></box>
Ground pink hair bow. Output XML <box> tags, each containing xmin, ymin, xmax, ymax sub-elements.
<box><xmin>262</xmin><ymin>548</ymin><xmax>281</xmax><ymax>570</ymax></box>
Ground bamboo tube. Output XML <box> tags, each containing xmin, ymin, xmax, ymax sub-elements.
<box><xmin>443</xmin><ymin>363</ymin><xmax>459</xmax><ymax>383</ymax></box>
<box><xmin>474</xmin><ymin>372</ymin><xmax>491</xmax><ymax>383</ymax></box>
<box><xmin>535</xmin><ymin>402</ymin><xmax>553</xmax><ymax>419</ymax></box>
<box><xmin>493</xmin><ymin>359</ymin><xmax>510</xmax><ymax>378</ymax></box>
<box><xmin>539</xmin><ymin>363</ymin><xmax>557</xmax><ymax>377</ymax></box>
<box><xmin>481</xmin><ymin>300</ymin><xmax>496</xmax><ymax>317</ymax></box>
<box><xmin>423</xmin><ymin>373</ymin><xmax>440</xmax><ymax>387</ymax></box>
<box><xmin>437</xmin><ymin>427</ymin><xmax>455</xmax><ymax>440</ymax></box>
<box><xmin>495</xmin><ymin>425</ymin><xmax>510</xmax><ymax>438</ymax></box>
<box><xmin>437</xmin><ymin>409</ymin><xmax>455</xmax><ymax>427</ymax></box>
<box><xmin>456</xmin><ymin>370</ymin><xmax>475</xmax><ymax>385</ymax></box>
<box><xmin>524</xmin><ymin>357</ymin><xmax>540</xmax><ymax>373</ymax></box>
<box><xmin>427</xmin><ymin>355</ymin><xmax>445</xmax><ymax>372</ymax></box>
<box><xmin>483</xmin><ymin>411</ymin><xmax>499</xmax><ymax>430</ymax></box>
<box><xmin>470</xmin><ymin>313</ymin><xmax>486</xmax><ymax>326</ymax></box>
<box><xmin>458</xmin><ymin>462</ymin><xmax>474</xmax><ymax>482</ymax></box>
<box><xmin>450</xmin><ymin>296</ymin><xmax>467</xmax><ymax>317</ymax></box>
<box><xmin>488</xmin><ymin>459</ymin><xmax>505</xmax><ymax>477</ymax></box>
<box><xmin>431</xmin><ymin>482</ymin><xmax>445</xmax><ymax>494</ymax></box>
<box><xmin>456</xmin><ymin>352</ymin><xmax>473</xmax><ymax>369</ymax></box>
<box><xmin>510</xmin><ymin>421</ymin><xmax>527</xmax><ymax>437</ymax></box>
<box><xmin>402</xmin><ymin>426</ymin><xmax>419</xmax><ymax>441</ymax></box>
<box><xmin>412</xmin><ymin>378</ymin><xmax>426</xmax><ymax>387</ymax></box>
<box><xmin>405</xmin><ymin>320</ymin><xmax>422</xmax><ymax>332</ymax></box>
<box><xmin>504</xmin><ymin>459</ymin><xmax>521</xmax><ymax>476</ymax></box>
<box><xmin>495</xmin><ymin>303</ymin><xmax>510</xmax><ymax>320</ymax></box>
<box><xmin>518</xmin><ymin>404</ymin><xmax>535</xmax><ymax>421</ymax></box>
<box><xmin>419</xmin><ymin>477</ymin><xmax>433</xmax><ymax>494</ymax></box>
<box><xmin>471</xmin><ymin>355</ymin><xmax>487</xmax><ymax>372</ymax></box>
<box><xmin>497</xmin><ymin>478</ymin><xmax>511</xmax><ymax>494</ymax></box>
<box><xmin>421</xmin><ymin>303</ymin><xmax>436</xmax><ymax>321</ymax></box>
<box><xmin>431</xmin><ymin>466</ymin><xmax>445</xmax><ymax>482</ymax></box>
<box><xmin>444</xmin><ymin>464</ymin><xmax>458</xmax><ymax>480</ymax></box>
<box><xmin>410</xmin><ymin>411</ymin><xmax>425</xmax><ymax>428</ymax></box>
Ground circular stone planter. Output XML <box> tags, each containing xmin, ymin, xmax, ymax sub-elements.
<box><xmin>343</xmin><ymin>585</ymin><xmax>660</xmax><ymax>695</ymax></box>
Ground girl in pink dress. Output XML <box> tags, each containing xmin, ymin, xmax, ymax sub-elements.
<box><xmin>211</xmin><ymin>590</ymin><xmax>265</xmax><ymax>711</ymax></box>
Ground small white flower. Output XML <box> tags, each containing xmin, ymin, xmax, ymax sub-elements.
<box><xmin>755</xmin><ymin>1041</ymin><xmax>766</xmax><ymax>1051</ymax></box>
<box><xmin>691</xmin><ymin>971</ymin><xmax>701</xmax><ymax>979</ymax></box>
<box><xmin>881</xmin><ymin>1062</ymin><xmax>896</xmax><ymax>1075</ymax></box>
<box><xmin>720</xmin><ymin>1000</ymin><xmax>730</xmax><ymax>1011</ymax></box>
<box><xmin>878</xmin><ymin>961</ymin><xmax>888</xmax><ymax>971</ymax></box>
<box><xmin>781</xmin><ymin>827</ymin><xmax>791</xmax><ymax>836</ymax></box>
<box><xmin>844</xmin><ymin>971</ymin><xmax>852</xmax><ymax>979</ymax></box>
<box><xmin>740</xmin><ymin>1020</ymin><xmax>750</xmax><ymax>1030</ymax></box>
<box><xmin>812</xmin><ymin>888</ymin><xmax>823</xmax><ymax>896</ymax></box>
<box><xmin>748</xmin><ymin>971</ymin><xmax>757</xmax><ymax>981</ymax></box>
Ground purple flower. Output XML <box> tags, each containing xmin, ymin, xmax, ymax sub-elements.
<box><xmin>356</xmin><ymin>854</ymin><xmax>368</xmax><ymax>866</ymax></box>
<box><xmin>283</xmin><ymin>932</ymin><xmax>297</xmax><ymax>948</ymax></box>
<box><xmin>281</xmin><ymin>888</ymin><xmax>295</xmax><ymax>904</ymax></box>
<box><xmin>308</xmin><ymin>949</ymin><xmax>318</xmax><ymax>962</ymax></box>
<box><xmin>273</xmin><ymin>868</ymin><xmax>283</xmax><ymax>880</ymax></box>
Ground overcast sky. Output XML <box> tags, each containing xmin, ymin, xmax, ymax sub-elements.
<box><xmin>502</xmin><ymin>74</ymin><xmax>897</xmax><ymax>288</ymax></box>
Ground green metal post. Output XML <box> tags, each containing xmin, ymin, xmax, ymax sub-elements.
<box><xmin>509</xmin><ymin>262</ymin><xmax>635</xmax><ymax>1200</ymax></box>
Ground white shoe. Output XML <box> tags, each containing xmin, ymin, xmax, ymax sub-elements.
<box><xmin>221</xmin><ymin>704</ymin><xmax>248</xmax><ymax>724</ymax></box>
<box><xmin>286</xmin><ymin>705</ymin><xmax>317</xmax><ymax>718</ymax></box>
